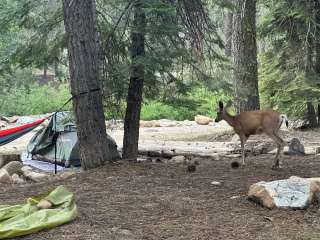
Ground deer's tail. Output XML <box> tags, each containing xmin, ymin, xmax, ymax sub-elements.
<box><xmin>280</xmin><ymin>114</ymin><xmax>289</xmax><ymax>128</ymax></box>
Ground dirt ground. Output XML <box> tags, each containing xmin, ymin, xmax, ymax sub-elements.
<box><xmin>1</xmin><ymin>154</ymin><xmax>320</xmax><ymax>240</ymax></box>
<box><xmin>1</xmin><ymin>121</ymin><xmax>320</xmax><ymax>239</ymax></box>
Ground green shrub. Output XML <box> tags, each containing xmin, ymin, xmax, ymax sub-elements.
<box><xmin>141</xmin><ymin>88</ymin><xmax>232</xmax><ymax>121</ymax></box>
<box><xmin>0</xmin><ymin>83</ymin><xmax>72</xmax><ymax>116</ymax></box>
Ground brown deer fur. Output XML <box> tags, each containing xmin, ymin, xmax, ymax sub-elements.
<box><xmin>215</xmin><ymin>101</ymin><xmax>288</xmax><ymax>168</ymax></box>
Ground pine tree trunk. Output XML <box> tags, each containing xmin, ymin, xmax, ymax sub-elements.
<box><xmin>315</xmin><ymin>0</ymin><xmax>320</xmax><ymax>75</ymax></box>
<box><xmin>62</xmin><ymin>0</ymin><xmax>112</xmax><ymax>170</ymax></box>
<box><xmin>122</xmin><ymin>2</ymin><xmax>146</xmax><ymax>160</ymax></box>
<box><xmin>317</xmin><ymin>104</ymin><xmax>320</xmax><ymax>126</ymax></box>
<box><xmin>224</xmin><ymin>10</ymin><xmax>233</xmax><ymax>57</ymax></box>
<box><xmin>232</xmin><ymin>0</ymin><xmax>259</xmax><ymax>113</ymax></box>
<box><xmin>307</xmin><ymin>102</ymin><xmax>317</xmax><ymax>128</ymax></box>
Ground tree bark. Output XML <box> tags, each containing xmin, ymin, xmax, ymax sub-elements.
<box><xmin>122</xmin><ymin>1</ymin><xmax>146</xmax><ymax>160</ymax></box>
<box><xmin>315</xmin><ymin>0</ymin><xmax>320</xmax><ymax>75</ymax></box>
<box><xmin>232</xmin><ymin>0</ymin><xmax>259</xmax><ymax>113</ymax></box>
<box><xmin>306</xmin><ymin>102</ymin><xmax>317</xmax><ymax>128</ymax></box>
<box><xmin>317</xmin><ymin>104</ymin><xmax>320</xmax><ymax>126</ymax></box>
<box><xmin>224</xmin><ymin>10</ymin><xmax>233</xmax><ymax>57</ymax></box>
<box><xmin>62</xmin><ymin>0</ymin><xmax>112</xmax><ymax>170</ymax></box>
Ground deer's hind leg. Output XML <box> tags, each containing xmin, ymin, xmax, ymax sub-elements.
<box><xmin>239</xmin><ymin>134</ymin><xmax>248</xmax><ymax>167</ymax></box>
<box><xmin>266</xmin><ymin>131</ymin><xmax>285</xmax><ymax>169</ymax></box>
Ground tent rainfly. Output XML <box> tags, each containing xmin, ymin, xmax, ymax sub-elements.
<box><xmin>27</xmin><ymin>111</ymin><xmax>120</xmax><ymax>167</ymax></box>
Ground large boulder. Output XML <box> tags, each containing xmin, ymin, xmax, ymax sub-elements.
<box><xmin>194</xmin><ymin>115</ymin><xmax>212</xmax><ymax>125</ymax></box>
<box><xmin>248</xmin><ymin>176</ymin><xmax>320</xmax><ymax>209</ymax></box>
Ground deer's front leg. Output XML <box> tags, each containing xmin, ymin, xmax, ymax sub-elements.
<box><xmin>240</xmin><ymin>135</ymin><xmax>247</xmax><ymax>167</ymax></box>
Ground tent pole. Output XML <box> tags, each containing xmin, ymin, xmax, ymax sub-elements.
<box><xmin>54</xmin><ymin>112</ymin><xmax>57</xmax><ymax>174</ymax></box>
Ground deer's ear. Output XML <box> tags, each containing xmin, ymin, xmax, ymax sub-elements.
<box><xmin>218</xmin><ymin>101</ymin><xmax>224</xmax><ymax>110</ymax></box>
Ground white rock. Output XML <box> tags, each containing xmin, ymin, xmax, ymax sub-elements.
<box><xmin>11</xmin><ymin>173</ymin><xmax>24</xmax><ymax>184</ymax></box>
<box><xmin>248</xmin><ymin>176</ymin><xmax>320</xmax><ymax>209</ymax></box>
<box><xmin>210</xmin><ymin>181</ymin><xmax>221</xmax><ymax>185</ymax></box>
<box><xmin>169</xmin><ymin>155</ymin><xmax>186</xmax><ymax>164</ymax></box>
<box><xmin>37</xmin><ymin>199</ymin><xmax>52</xmax><ymax>209</ymax></box>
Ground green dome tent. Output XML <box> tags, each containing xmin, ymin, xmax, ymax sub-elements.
<box><xmin>27</xmin><ymin>111</ymin><xmax>120</xmax><ymax>167</ymax></box>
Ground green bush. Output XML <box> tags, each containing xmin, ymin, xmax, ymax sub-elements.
<box><xmin>0</xmin><ymin>83</ymin><xmax>72</xmax><ymax>116</ymax></box>
<box><xmin>141</xmin><ymin>88</ymin><xmax>232</xmax><ymax>121</ymax></box>
<box><xmin>141</xmin><ymin>101</ymin><xmax>191</xmax><ymax>121</ymax></box>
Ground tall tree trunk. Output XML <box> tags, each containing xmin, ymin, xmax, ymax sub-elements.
<box><xmin>307</xmin><ymin>102</ymin><xmax>317</xmax><ymax>128</ymax></box>
<box><xmin>43</xmin><ymin>64</ymin><xmax>48</xmax><ymax>81</ymax></box>
<box><xmin>232</xmin><ymin>0</ymin><xmax>259</xmax><ymax>113</ymax></box>
<box><xmin>315</xmin><ymin>0</ymin><xmax>320</xmax><ymax>75</ymax></box>
<box><xmin>62</xmin><ymin>0</ymin><xmax>112</xmax><ymax>170</ymax></box>
<box><xmin>122</xmin><ymin>1</ymin><xmax>146</xmax><ymax>160</ymax></box>
<box><xmin>224</xmin><ymin>10</ymin><xmax>233</xmax><ymax>57</ymax></box>
<box><xmin>54</xmin><ymin>60</ymin><xmax>59</xmax><ymax>81</ymax></box>
<box><xmin>314</xmin><ymin>0</ymin><xmax>320</xmax><ymax>127</ymax></box>
<box><xmin>317</xmin><ymin>104</ymin><xmax>320</xmax><ymax>126</ymax></box>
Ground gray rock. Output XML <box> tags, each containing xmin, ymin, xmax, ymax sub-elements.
<box><xmin>248</xmin><ymin>176</ymin><xmax>320</xmax><ymax>209</ymax></box>
<box><xmin>288</xmin><ymin>138</ymin><xmax>305</xmax><ymax>156</ymax></box>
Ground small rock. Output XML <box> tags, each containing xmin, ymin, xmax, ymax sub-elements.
<box><xmin>59</xmin><ymin>171</ymin><xmax>76</xmax><ymax>180</ymax></box>
<box><xmin>315</xmin><ymin>147</ymin><xmax>320</xmax><ymax>155</ymax></box>
<box><xmin>195</xmin><ymin>115</ymin><xmax>212</xmax><ymax>125</ymax></box>
<box><xmin>169</xmin><ymin>155</ymin><xmax>186</xmax><ymax>164</ymax></box>
<box><xmin>0</xmin><ymin>169</ymin><xmax>11</xmax><ymax>183</ymax></box>
<box><xmin>288</xmin><ymin>138</ymin><xmax>305</xmax><ymax>156</ymax></box>
<box><xmin>11</xmin><ymin>173</ymin><xmax>24</xmax><ymax>184</ymax></box>
<box><xmin>230</xmin><ymin>195</ymin><xmax>240</xmax><ymax>199</ymax></box>
<box><xmin>37</xmin><ymin>199</ymin><xmax>53</xmax><ymax>209</ymax></box>
<box><xmin>210</xmin><ymin>181</ymin><xmax>221</xmax><ymax>185</ymax></box>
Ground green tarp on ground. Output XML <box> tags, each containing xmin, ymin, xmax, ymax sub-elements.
<box><xmin>0</xmin><ymin>186</ymin><xmax>77</xmax><ymax>239</ymax></box>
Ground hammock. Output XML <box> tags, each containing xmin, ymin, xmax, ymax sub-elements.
<box><xmin>0</xmin><ymin>118</ymin><xmax>46</xmax><ymax>146</ymax></box>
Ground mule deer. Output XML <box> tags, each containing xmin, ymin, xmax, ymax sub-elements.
<box><xmin>215</xmin><ymin>101</ymin><xmax>288</xmax><ymax>169</ymax></box>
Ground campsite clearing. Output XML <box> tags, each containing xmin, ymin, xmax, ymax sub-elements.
<box><xmin>0</xmin><ymin>120</ymin><xmax>320</xmax><ymax>239</ymax></box>
<box><xmin>1</xmin><ymin>155</ymin><xmax>320</xmax><ymax>240</ymax></box>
